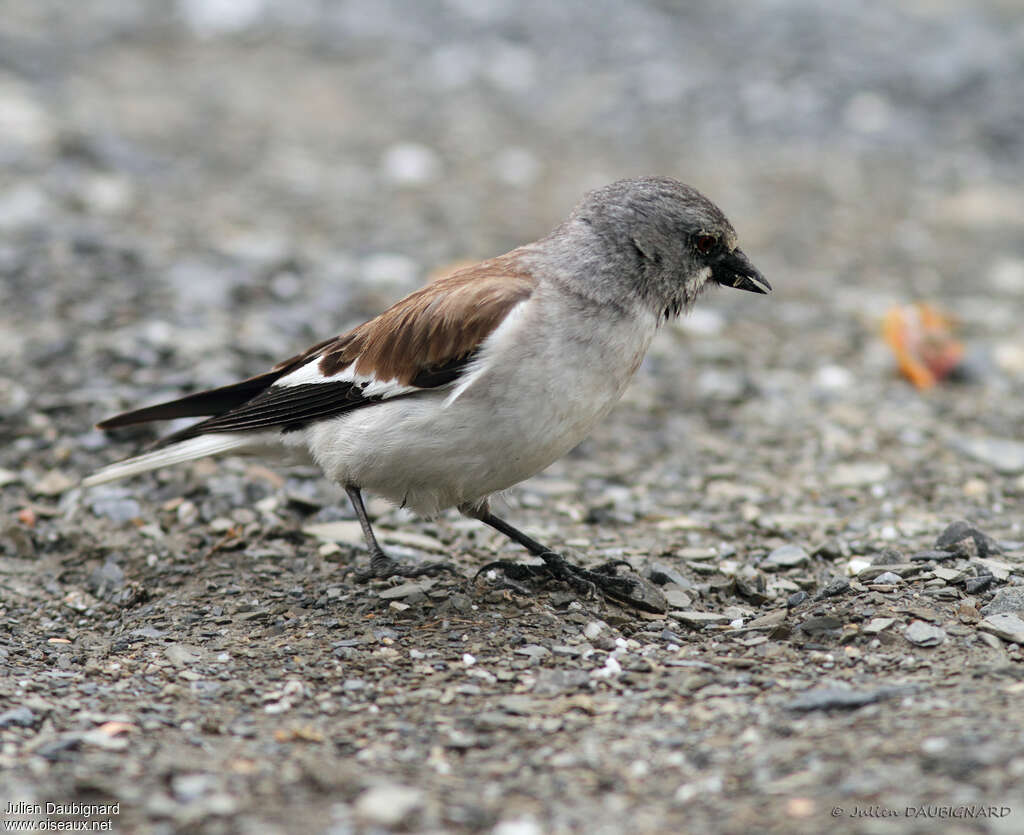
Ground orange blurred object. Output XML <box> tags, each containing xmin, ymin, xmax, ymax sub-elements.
<box><xmin>883</xmin><ymin>302</ymin><xmax>965</xmax><ymax>389</ymax></box>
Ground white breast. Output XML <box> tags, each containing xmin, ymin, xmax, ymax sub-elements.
<box><xmin>296</xmin><ymin>288</ymin><xmax>659</xmax><ymax>516</ymax></box>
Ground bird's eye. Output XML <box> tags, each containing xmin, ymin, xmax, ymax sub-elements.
<box><xmin>694</xmin><ymin>234</ymin><xmax>718</xmax><ymax>255</ymax></box>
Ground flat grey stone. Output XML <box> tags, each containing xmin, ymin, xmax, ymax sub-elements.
<box><xmin>669</xmin><ymin>611</ymin><xmax>730</xmax><ymax>627</ymax></box>
<box><xmin>763</xmin><ymin>544</ymin><xmax>809</xmax><ymax>570</ymax></box>
<box><xmin>786</xmin><ymin>685</ymin><xmax>908</xmax><ymax>712</ymax></box>
<box><xmin>904</xmin><ymin>620</ymin><xmax>946</xmax><ymax>647</ymax></box>
<box><xmin>979</xmin><ymin>613</ymin><xmax>1024</xmax><ymax>644</ymax></box>
<box><xmin>951</xmin><ymin>437</ymin><xmax>1024</xmax><ymax>474</ymax></box>
<box><xmin>980</xmin><ymin>587</ymin><xmax>1024</xmax><ymax>617</ymax></box>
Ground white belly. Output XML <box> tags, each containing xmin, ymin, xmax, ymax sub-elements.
<box><xmin>297</xmin><ymin>294</ymin><xmax>658</xmax><ymax>515</ymax></box>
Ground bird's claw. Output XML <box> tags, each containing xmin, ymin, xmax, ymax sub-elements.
<box><xmin>476</xmin><ymin>552</ymin><xmax>667</xmax><ymax>614</ymax></box>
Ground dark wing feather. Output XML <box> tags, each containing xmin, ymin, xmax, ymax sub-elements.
<box><xmin>96</xmin><ymin>336</ymin><xmax>337</xmax><ymax>430</ymax></box>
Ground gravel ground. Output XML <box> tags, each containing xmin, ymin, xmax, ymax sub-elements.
<box><xmin>3</xmin><ymin>1</ymin><xmax>1024</xmax><ymax>833</ymax></box>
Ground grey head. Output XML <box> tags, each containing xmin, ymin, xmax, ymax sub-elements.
<box><xmin>559</xmin><ymin>176</ymin><xmax>770</xmax><ymax>320</ymax></box>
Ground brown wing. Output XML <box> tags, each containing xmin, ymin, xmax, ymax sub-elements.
<box><xmin>316</xmin><ymin>255</ymin><xmax>536</xmax><ymax>383</ymax></box>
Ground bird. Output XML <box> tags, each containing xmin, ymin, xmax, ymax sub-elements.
<box><xmin>84</xmin><ymin>176</ymin><xmax>770</xmax><ymax>611</ymax></box>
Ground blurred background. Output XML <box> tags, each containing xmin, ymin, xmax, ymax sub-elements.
<box><xmin>3</xmin><ymin>0</ymin><xmax>1022</xmax><ymax>359</ymax></box>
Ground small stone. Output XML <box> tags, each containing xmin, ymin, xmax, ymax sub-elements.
<box><xmin>90</xmin><ymin>495</ymin><xmax>142</xmax><ymax>522</ymax></box>
<box><xmin>88</xmin><ymin>559</ymin><xmax>125</xmax><ymax>597</ymax></box>
<box><xmin>979</xmin><ymin>613</ymin><xmax>1024</xmax><ymax>644</ymax></box>
<box><xmin>828</xmin><ymin>462</ymin><xmax>891</xmax><ymax>487</ymax></box>
<box><xmin>933</xmin><ymin>567</ymin><xmax>966</xmax><ymax>583</ymax></box>
<box><xmin>165</xmin><ymin>644</ymin><xmax>204</xmax><ymax>666</ymax></box>
<box><xmin>786</xmin><ymin>591</ymin><xmax>808</xmax><ymax>608</ymax></box>
<box><xmin>381</xmin><ymin>142</ymin><xmax>440</xmax><ymax>185</ymax></box>
<box><xmin>583</xmin><ymin>620</ymin><xmax>610</xmax><ymax>641</ymax></box>
<box><xmin>904</xmin><ymin>620</ymin><xmax>945</xmax><ymax>647</ymax></box>
<box><xmin>872</xmin><ymin>571</ymin><xmax>903</xmax><ymax>585</ymax></box>
<box><xmin>669</xmin><ymin>611</ymin><xmax>730</xmax><ymax>627</ymax></box>
<box><xmin>935</xmin><ymin>520</ymin><xmax>998</xmax><ymax>559</ymax></box>
<box><xmin>492</xmin><ymin>817</ymin><xmax>543</xmax><ymax>835</ymax></box>
<box><xmin>763</xmin><ymin>545</ymin><xmax>809</xmax><ymax>570</ymax></box>
<box><xmin>965</xmin><ymin>575</ymin><xmax>994</xmax><ymax>594</ymax></box>
<box><xmin>909</xmin><ymin>550</ymin><xmax>957</xmax><ymax>562</ymax></box>
<box><xmin>973</xmin><ymin>558</ymin><xmax>1012</xmax><ymax>582</ymax></box>
<box><xmin>32</xmin><ymin>470</ymin><xmax>75</xmax><ymax>496</ymax></box>
<box><xmin>980</xmin><ymin>587</ymin><xmax>1024</xmax><ymax>617</ymax></box>
<box><xmin>786</xmin><ymin>685</ymin><xmax>907</xmax><ymax>712</ymax></box>
<box><xmin>532</xmin><ymin>668</ymin><xmax>590</xmax><ymax>696</ymax></box>
<box><xmin>0</xmin><ymin>706</ymin><xmax>37</xmax><ymax>728</ymax></box>
<box><xmin>951</xmin><ymin>437</ymin><xmax>1024</xmax><ymax>474</ymax></box>
<box><xmin>872</xmin><ymin>548</ymin><xmax>904</xmax><ymax>565</ymax></box>
<box><xmin>646</xmin><ymin>563</ymin><xmax>691</xmax><ymax>587</ymax></box>
<box><xmin>815</xmin><ymin>578</ymin><xmax>850</xmax><ymax>599</ymax></box>
<box><xmin>863</xmin><ymin>618</ymin><xmax>896</xmax><ymax>635</ymax></box>
<box><xmin>745</xmin><ymin>609</ymin><xmax>787</xmax><ymax>629</ymax></box>
<box><xmin>378</xmin><ymin>581</ymin><xmax>432</xmax><ymax>601</ymax></box>
<box><xmin>515</xmin><ymin>644</ymin><xmax>550</xmax><ymax>661</ymax></box>
<box><xmin>355</xmin><ymin>784</ymin><xmax>423</xmax><ymax>826</ymax></box>
<box><xmin>799</xmin><ymin>615</ymin><xmax>843</xmax><ymax>634</ymax></box>
<box><xmin>303</xmin><ymin>521</ymin><xmax>364</xmax><ymax>546</ymax></box>
<box><xmin>664</xmin><ymin>589</ymin><xmax>693</xmax><ymax>609</ymax></box>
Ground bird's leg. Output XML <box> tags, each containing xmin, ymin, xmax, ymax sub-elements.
<box><xmin>468</xmin><ymin>505</ymin><xmax>666</xmax><ymax>613</ymax></box>
<box><xmin>345</xmin><ymin>486</ymin><xmax>456</xmax><ymax>581</ymax></box>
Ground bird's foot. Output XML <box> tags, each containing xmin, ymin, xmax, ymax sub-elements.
<box><xmin>352</xmin><ymin>549</ymin><xmax>459</xmax><ymax>583</ymax></box>
<box><xmin>476</xmin><ymin>552</ymin><xmax>666</xmax><ymax>613</ymax></box>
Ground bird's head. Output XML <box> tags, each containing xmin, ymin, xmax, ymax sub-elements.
<box><xmin>569</xmin><ymin>176</ymin><xmax>771</xmax><ymax>320</ymax></box>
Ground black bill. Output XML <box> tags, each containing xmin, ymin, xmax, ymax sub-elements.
<box><xmin>712</xmin><ymin>248</ymin><xmax>771</xmax><ymax>294</ymax></box>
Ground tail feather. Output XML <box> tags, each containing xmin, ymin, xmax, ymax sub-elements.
<box><xmin>95</xmin><ymin>372</ymin><xmax>283</xmax><ymax>430</ymax></box>
<box><xmin>81</xmin><ymin>433</ymin><xmax>256</xmax><ymax>487</ymax></box>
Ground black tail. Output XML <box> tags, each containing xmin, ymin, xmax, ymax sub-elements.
<box><xmin>96</xmin><ymin>369</ymin><xmax>285</xmax><ymax>430</ymax></box>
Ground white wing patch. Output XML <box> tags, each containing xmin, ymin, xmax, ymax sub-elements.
<box><xmin>274</xmin><ymin>355</ymin><xmax>417</xmax><ymax>400</ymax></box>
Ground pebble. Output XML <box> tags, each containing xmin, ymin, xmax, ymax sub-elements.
<box><xmin>904</xmin><ymin>620</ymin><xmax>945</xmax><ymax>647</ymax></box>
<box><xmin>863</xmin><ymin>618</ymin><xmax>896</xmax><ymax>635</ymax></box>
<box><xmin>381</xmin><ymin>142</ymin><xmax>441</xmax><ymax>185</ymax></box>
<box><xmin>979</xmin><ymin>613</ymin><xmax>1024</xmax><ymax>645</ymax></box>
<box><xmin>950</xmin><ymin>436</ymin><xmax>1024</xmax><ymax>474</ymax></box>
<box><xmin>933</xmin><ymin>567</ymin><xmax>966</xmax><ymax>583</ymax></box>
<box><xmin>355</xmin><ymin>784</ymin><xmax>423</xmax><ymax>826</ymax></box>
<box><xmin>965</xmin><ymin>575</ymin><xmax>994</xmax><ymax>594</ymax></box>
<box><xmin>664</xmin><ymin>589</ymin><xmax>693</xmax><ymax>609</ymax></box>
<box><xmin>90</xmin><ymin>495</ymin><xmax>142</xmax><ymax>523</ymax></box>
<box><xmin>304</xmin><ymin>520</ymin><xmax>364</xmax><ymax>546</ymax></box>
<box><xmin>786</xmin><ymin>685</ymin><xmax>906</xmax><ymax>712</ymax></box>
<box><xmin>378</xmin><ymin>581</ymin><xmax>433</xmax><ymax>601</ymax></box>
<box><xmin>32</xmin><ymin>470</ymin><xmax>75</xmax><ymax>497</ymax></box>
<box><xmin>0</xmin><ymin>706</ymin><xmax>37</xmax><ymax>728</ymax></box>
<box><xmin>669</xmin><ymin>611</ymin><xmax>730</xmax><ymax>627</ymax></box>
<box><xmin>815</xmin><ymin>578</ymin><xmax>851</xmax><ymax>599</ymax></box>
<box><xmin>935</xmin><ymin>520</ymin><xmax>998</xmax><ymax>559</ymax></box>
<box><xmin>980</xmin><ymin>587</ymin><xmax>1024</xmax><ymax>617</ymax></box>
<box><xmin>786</xmin><ymin>591</ymin><xmax>808</xmax><ymax>608</ymax></box>
<box><xmin>827</xmin><ymin>462</ymin><xmax>890</xmax><ymax>488</ymax></box>
<box><xmin>763</xmin><ymin>545</ymin><xmax>809</xmax><ymax>570</ymax></box>
<box><xmin>873</xmin><ymin>571</ymin><xmax>903</xmax><ymax>585</ymax></box>
<box><xmin>165</xmin><ymin>644</ymin><xmax>204</xmax><ymax>666</ymax></box>
<box><xmin>492</xmin><ymin>817</ymin><xmax>543</xmax><ymax>835</ymax></box>
<box><xmin>515</xmin><ymin>644</ymin><xmax>551</xmax><ymax>661</ymax></box>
